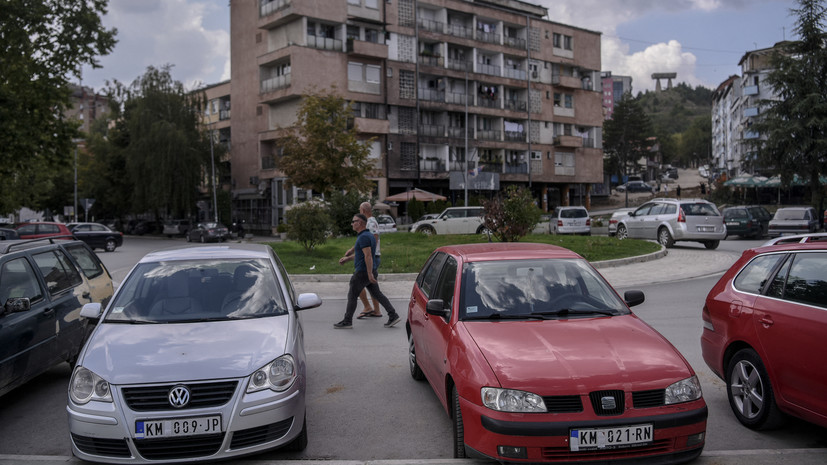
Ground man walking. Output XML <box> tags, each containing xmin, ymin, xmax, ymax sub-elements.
<box><xmin>356</xmin><ymin>202</ymin><xmax>381</xmax><ymax>318</ymax></box>
<box><xmin>334</xmin><ymin>213</ymin><xmax>401</xmax><ymax>329</ymax></box>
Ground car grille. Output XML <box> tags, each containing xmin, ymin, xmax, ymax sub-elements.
<box><xmin>542</xmin><ymin>395</ymin><xmax>583</xmax><ymax>413</ymax></box>
<box><xmin>541</xmin><ymin>438</ymin><xmax>673</xmax><ymax>460</ymax></box>
<box><xmin>589</xmin><ymin>390</ymin><xmax>625</xmax><ymax>415</ymax></box>
<box><xmin>230</xmin><ymin>417</ymin><xmax>294</xmax><ymax>449</ymax></box>
<box><xmin>134</xmin><ymin>433</ymin><xmax>225</xmax><ymax>460</ymax></box>
<box><xmin>72</xmin><ymin>434</ymin><xmax>132</xmax><ymax>458</ymax></box>
<box><xmin>122</xmin><ymin>381</ymin><xmax>238</xmax><ymax>411</ymax></box>
<box><xmin>633</xmin><ymin>389</ymin><xmax>666</xmax><ymax>408</ymax></box>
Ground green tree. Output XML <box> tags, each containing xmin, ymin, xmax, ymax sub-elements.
<box><xmin>752</xmin><ymin>0</ymin><xmax>827</xmax><ymax>213</ymax></box>
<box><xmin>679</xmin><ymin>116</ymin><xmax>712</xmax><ymax>168</ymax></box>
<box><xmin>103</xmin><ymin>65</ymin><xmax>217</xmax><ymax>219</ymax></box>
<box><xmin>0</xmin><ymin>0</ymin><xmax>116</xmax><ymax>214</ymax></box>
<box><xmin>279</xmin><ymin>88</ymin><xmax>375</xmax><ymax>197</ymax></box>
<box><xmin>603</xmin><ymin>94</ymin><xmax>653</xmax><ymax>182</ymax></box>
<box><xmin>285</xmin><ymin>200</ymin><xmax>332</xmax><ymax>251</ymax></box>
<box><xmin>327</xmin><ymin>190</ymin><xmax>369</xmax><ymax>236</ymax></box>
<box><xmin>482</xmin><ymin>186</ymin><xmax>542</xmax><ymax>242</ymax></box>
<box><xmin>407</xmin><ymin>198</ymin><xmax>425</xmax><ymax>222</ymax></box>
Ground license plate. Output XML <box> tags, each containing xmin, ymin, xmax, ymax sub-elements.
<box><xmin>135</xmin><ymin>415</ymin><xmax>221</xmax><ymax>439</ymax></box>
<box><xmin>697</xmin><ymin>226</ymin><xmax>714</xmax><ymax>232</ymax></box>
<box><xmin>726</xmin><ymin>222</ymin><xmax>739</xmax><ymax>226</ymax></box>
<box><xmin>569</xmin><ymin>424</ymin><xmax>652</xmax><ymax>451</ymax></box>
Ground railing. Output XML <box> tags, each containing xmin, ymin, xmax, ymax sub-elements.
<box><xmin>447</xmin><ymin>127</ymin><xmax>466</xmax><ymax>138</ymax></box>
<box><xmin>477</xmin><ymin>130</ymin><xmax>501</xmax><ymax>141</ymax></box>
<box><xmin>260</xmin><ymin>0</ymin><xmax>291</xmax><ymax>18</ymax></box>
<box><xmin>420</xmin><ymin>159</ymin><xmax>445</xmax><ymax>171</ymax></box>
<box><xmin>446</xmin><ymin>23</ymin><xmax>472</xmax><ymax>39</ymax></box>
<box><xmin>419</xmin><ymin>55</ymin><xmax>444</xmax><ymax>67</ymax></box>
<box><xmin>504</xmin><ymin>36</ymin><xmax>526</xmax><ymax>50</ymax></box>
<box><xmin>504</xmin><ymin>68</ymin><xmax>526</xmax><ymax>80</ymax></box>
<box><xmin>419</xmin><ymin>125</ymin><xmax>444</xmax><ymax>137</ymax></box>
<box><xmin>476</xmin><ymin>97</ymin><xmax>500</xmax><ymax>109</ymax></box>
<box><xmin>476</xmin><ymin>30</ymin><xmax>501</xmax><ymax>44</ymax></box>
<box><xmin>504</xmin><ymin>131</ymin><xmax>525</xmax><ymax>142</ymax></box>
<box><xmin>307</xmin><ymin>35</ymin><xmax>342</xmax><ymax>51</ymax></box>
<box><xmin>477</xmin><ymin>62</ymin><xmax>500</xmax><ymax>77</ymax></box>
<box><xmin>418</xmin><ymin>18</ymin><xmax>444</xmax><ymax>33</ymax></box>
<box><xmin>449</xmin><ymin>161</ymin><xmax>466</xmax><ymax>171</ymax></box>
<box><xmin>505</xmin><ymin>99</ymin><xmax>527</xmax><ymax>112</ymax></box>
<box><xmin>447</xmin><ymin>58</ymin><xmax>471</xmax><ymax>72</ymax></box>
<box><xmin>219</xmin><ymin>110</ymin><xmax>231</xmax><ymax>121</ymax></box>
<box><xmin>505</xmin><ymin>164</ymin><xmax>528</xmax><ymax>174</ymax></box>
<box><xmin>445</xmin><ymin>92</ymin><xmax>467</xmax><ymax>105</ymax></box>
<box><xmin>261</xmin><ymin>74</ymin><xmax>291</xmax><ymax>93</ymax></box>
<box><xmin>418</xmin><ymin>88</ymin><xmax>445</xmax><ymax>102</ymax></box>
<box><xmin>480</xmin><ymin>162</ymin><xmax>502</xmax><ymax>173</ymax></box>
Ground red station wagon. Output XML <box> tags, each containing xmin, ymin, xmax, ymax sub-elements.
<box><xmin>407</xmin><ymin>243</ymin><xmax>707</xmax><ymax>464</ymax></box>
<box><xmin>701</xmin><ymin>242</ymin><xmax>827</xmax><ymax>430</ymax></box>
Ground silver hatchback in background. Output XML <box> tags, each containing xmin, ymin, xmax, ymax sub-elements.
<box><xmin>616</xmin><ymin>198</ymin><xmax>726</xmax><ymax>249</ymax></box>
<box><xmin>67</xmin><ymin>244</ymin><xmax>322</xmax><ymax>463</ymax></box>
<box><xmin>550</xmin><ymin>206</ymin><xmax>591</xmax><ymax>235</ymax></box>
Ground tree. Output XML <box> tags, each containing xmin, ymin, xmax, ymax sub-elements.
<box><xmin>285</xmin><ymin>200</ymin><xmax>332</xmax><ymax>251</ymax></box>
<box><xmin>0</xmin><ymin>0</ymin><xmax>116</xmax><ymax>214</ymax></box>
<box><xmin>679</xmin><ymin>116</ymin><xmax>712</xmax><ymax>168</ymax></box>
<box><xmin>102</xmin><ymin>66</ymin><xmax>218</xmax><ymax>219</ymax></box>
<box><xmin>327</xmin><ymin>190</ymin><xmax>369</xmax><ymax>237</ymax></box>
<box><xmin>482</xmin><ymin>186</ymin><xmax>542</xmax><ymax>242</ymax></box>
<box><xmin>279</xmin><ymin>88</ymin><xmax>375</xmax><ymax>196</ymax></box>
<box><xmin>753</xmin><ymin>0</ymin><xmax>827</xmax><ymax>213</ymax></box>
<box><xmin>603</xmin><ymin>93</ymin><xmax>653</xmax><ymax>200</ymax></box>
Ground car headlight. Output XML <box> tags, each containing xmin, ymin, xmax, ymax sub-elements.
<box><xmin>481</xmin><ymin>387</ymin><xmax>547</xmax><ymax>413</ymax></box>
<box><xmin>247</xmin><ymin>354</ymin><xmax>296</xmax><ymax>393</ymax></box>
<box><xmin>69</xmin><ymin>367</ymin><xmax>112</xmax><ymax>404</ymax></box>
<box><xmin>665</xmin><ymin>375</ymin><xmax>703</xmax><ymax>405</ymax></box>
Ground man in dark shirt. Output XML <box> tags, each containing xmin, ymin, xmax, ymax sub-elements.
<box><xmin>334</xmin><ymin>214</ymin><xmax>401</xmax><ymax>329</ymax></box>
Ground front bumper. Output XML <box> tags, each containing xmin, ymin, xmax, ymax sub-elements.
<box><xmin>67</xmin><ymin>376</ymin><xmax>305</xmax><ymax>463</ymax></box>
<box><xmin>460</xmin><ymin>396</ymin><xmax>707</xmax><ymax>463</ymax></box>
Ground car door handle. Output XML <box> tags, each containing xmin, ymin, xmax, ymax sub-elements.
<box><xmin>82</xmin><ymin>291</ymin><xmax>91</xmax><ymax>300</ymax></box>
<box><xmin>44</xmin><ymin>307</ymin><xmax>55</xmax><ymax>316</ymax></box>
<box><xmin>758</xmin><ymin>316</ymin><xmax>774</xmax><ymax>327</ymax></box>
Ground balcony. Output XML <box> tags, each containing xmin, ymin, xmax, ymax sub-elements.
<box><xmin>420</xmin><ymin>158</ymin><xmax>446</xmax><ymax>172</ymax></box>
<box><xmin>219</xmin><ymin>109</ymin><xmax>231</xmax><ymax>121</ymax></box>
<box><xmin>447</xmin><ymin>59</ymin><xmax>471</xmax><ymax>72</ymax></box>
<box><xmin>260</xmin><ymin>0</ymin><xmax>291</xmax><ymax>18</ymax></box>
<box><xmin>477</xmin><ymin>130</ymin><xmax>501</xmax><ymax>141</ymax></box>
<box><xmin>477</xmin><ymin>62</ymin><xmax>501</xmax><ymax>77</ymax></box>
<box><xmin>476</xmin><ymin>30</ymin><xmax>501</xmax><ymax>45</ymax></box>
<box><xmin>418</xmin><ymin>88</ymin><xmax>445</xmax><ymax>102</ymax></box>
<box><xmin>445</xmin><ymin>92</ymin><xmax>468</xmax><ymax>105</ymax></box>
<box><xmin>418</xmin><ymin>18</ymin><xmax>444</xmax><ymax>34</ymax></box>
<box><xmin>346</xmin><ymin>38</ymin><xmax>388</xmax><ymax>59</ymax></box>
<box><xmin>505</xmin><ymin>163</ymin><xmax>528</xmax><ymax>174</ymax></box>
<box><xmin>447</xmin><ymin>127</ymin><xmax>466</xmax><ymax>138</ymax></box>
<box><xmin>743</xmin><ymin>85</ymin><xmax>759</xmax><ymax>96</ymax></box>
<box><xmin>504</xmin><ymin>131</ymin><xmax>525</xmax><ymax>142</ymax></box>
<box><xmin>505</xmin><ymin>99</ymin><xmax>527</xmax><ymax>112</ymax></box>
<box><xmin>552</xmin><ymin>74</ymin><xmax>582</xmax><ymax>89</ymax></box>
<box><xmin>480</xmin><ymin>162</ymin><xmax>502</xmax><ymax>173</ymax></box>
<box><xmin>261</xmin><ymin>74</ymin><xmax>291</xmax><ymax>93</ymax></box>
<box><xmin>504</xmin><ymin>36</ymin><xmax>526</xmax><ymax>50</ymax></box>
<box><xmin>446</xmin><ymin>23</ymin><xmax>472</xmax><ymax>39</ymax></box>
<box><xmin>307</xmin><ymin>35</ymin><xmax>342</xmax><ymax>52</ymax></box>
<box><xmin>504</xmin><ymin>68</ymin><xmax>526</xmax><ymax>80</ymax></box>
<box><xmin>419</xmin><ymin>54</ymin><xmax>444</xmax><ymax>68</ymax></box>
<box><xmin>419</xmin><ymin>124</ymin><xmax>445</xmax><ymax>138</ymax></box>
<box><xmin>553</xmin><ymin>135</ymin><xmax>583</xmax><ymax>148</ymax></box>
<box><xmin>476</xmin><ymin>96</ymin><xmax>500</xmax><ymax>109</ymax></box>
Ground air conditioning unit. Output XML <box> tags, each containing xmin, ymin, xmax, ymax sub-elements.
<box><xmin>531</xmin><ymin>71</ymin><xmax>539</xmax><ymax>78</ymax></box>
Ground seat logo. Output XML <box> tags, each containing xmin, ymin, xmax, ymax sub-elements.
<box><xmin>601</xmin><ymin>396</ymin><xmax>616</xmax><ymax>410</ymax></box>
<box><xmin>169</xmin><ymin>385</ymin><xmax>191</xmax><ymax>408</ymax></box>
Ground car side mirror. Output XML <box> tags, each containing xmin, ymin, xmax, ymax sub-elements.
<box><xmin>80</xmin><ymin>302</ymin><xmax>102</xmax><ymax>319</ymax></box>
<box><xmin>4</xmin><ymin>297</ymin><xmax>31</xmax><ymax>315</ymax></box>
<box><xmin>624</xmin><ymin>290</ymin><xmax>645</xmax><ymax>307</ymax></box>
<box><xmin>426</xmin><ymin>299</ymin><xmax>449</xmax><ymax>318</ymax></box>
<box><xmin>295</xmin><ymin>292</ymin><xmax>322</xmax><ymax>310</ymax></box>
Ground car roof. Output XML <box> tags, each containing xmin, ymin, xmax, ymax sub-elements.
<box><xmin>138</xmin><ymin>244</ymin><xmax>274</xmax><ymax>264</ymax></box>
<box><xmin>436</xmin><ymin>242</ymin><xmax>582</xmax><ymax>262</ymax></box>
<box><xmin>752</xmin><ymin>241</ymin><xmax>827</xmax><ymax>254</ymax></box>
<box><xmin>0</xmin><ymin>237</ymin><xmax>83</xmax><ymax>255</ymax></box>
<box><xmin>761</xmin><ymin>232</ymin><xmax>827</xmax><ymax>246</ymax></box>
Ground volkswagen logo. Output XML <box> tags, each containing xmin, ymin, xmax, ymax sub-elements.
<box><xmin>168</xmin><ymin>385</ymin><xmax>191</xmax><ymax>408</ymax></box>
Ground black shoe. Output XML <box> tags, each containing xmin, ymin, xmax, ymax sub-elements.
<box><xmin>333</xmin><ymin>320</ymin><xmax>353</xmax><ymax>329</ymax></box>
<box><xmin>384</xmin><ymin>314</ymin><xmax>401</xmax><ymax>328</ymax></box>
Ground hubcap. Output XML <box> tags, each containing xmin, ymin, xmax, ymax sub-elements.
<box><xmin>730</xmin><ymin>360</ymin><xmax>764</xmax><ymax>419</ymax></box>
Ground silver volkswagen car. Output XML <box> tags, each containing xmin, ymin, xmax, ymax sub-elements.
<box><xmin>67</xmin><ymin>244</ymin><xmax>321</xmax><ymax>463</ymax></box>
<box><xmin>615</xmin><ymin>198</ymin><xmax>726</xmax><ymax>249</ymax></box>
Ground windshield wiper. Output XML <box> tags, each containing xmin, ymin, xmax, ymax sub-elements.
<box><xmin>533</xmin><ymin>308</ymin><xmax>616</xmax><ymax>317</ymax></box>
<box><xmin>464</xmin><ymin>313</ymin><xmax>548</xmax><ymax>321</ymax></box>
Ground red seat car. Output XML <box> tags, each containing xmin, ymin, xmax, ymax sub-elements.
<box><xmin>14</xmin><ymin>222</ymin><xmax>73</xmax><ymax>239</ymax></box>
<box><xmin>407</xmin><ymin>243</ymin><xmax>706</xmax><ymax>464</ymax></box>
<box><xmin>701</xmin><ymin>242</ymin><xmax>827</xmax><ymax>430</ymax></box>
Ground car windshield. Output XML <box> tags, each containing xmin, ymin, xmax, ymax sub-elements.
<box><xmin>560</xmin><ymin>209</ymin><xmax>587</xmax><ymax>218</ymax></box>
<box><xmin>775</xmin><ymin>210</ymin><xmax>807</xmax><ymax>220</ymax></box>
<box><xmin>104</xmin><ymin>258</ymin><xmax>287</xmax><ymax>323</ymax></box>
<box><xmin>460</xmin><ymin>258</ymin><xmax>628</xmax><ymax>320</ymax></box>
<box><xmin>377</xmin><ymin>216</ymin><xmax>394</xmax><ymax>224</ymax></box>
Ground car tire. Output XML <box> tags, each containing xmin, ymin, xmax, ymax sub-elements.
<box><xmin>200</xmin><ymin>234</ymin><xmax>206</xmax><ymax>243</ymax></box>
<box><xmin>452</xmin><ymin>385</ymin><xmax>467</xmax><ymax>459</ymax></box>
<box><xmin>408</xmin><ymin>332</ymin><xmax>425</xmax><ymax>381</ymax></box>
<box><xmin>616</xmin><ymin>224</ymin><xmax>628</xmax><ymax>240</ymax></box>
<box><xmin>417</xmin><ymin>225</ymin><xmax>435</xmax><ymax>236</ymax></box>
<box><xmin>657</xmin><ymin>227</ymin><xmax>674</xmax><ymax>247</ymax></box>
<box><xmin>726</xmin><ymin>348</ymin><xmax>786</xmax><ymax>430</ymax></box>
<box><xmin>105</xmin><ymin>239</ymin><xmax>117</xmax><ymax>252</ymax></box>
<box><xmin>282</xmin><ymin>414</ymin><xmax>308</xmax><ymax>452</ymax></box>
<box><xmin>704</xmin><ymin>240</ymin><xmax>720</xmax><ymax>250</ymax></box>
<box><xmin>476</xmin><ymin>225</ymin><xmax>491</xmax><ymax>235</ymax></box>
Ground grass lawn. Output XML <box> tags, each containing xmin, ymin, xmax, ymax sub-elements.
<box><xmin>268</xmin><ymin>233</ymin><xmax>660</xmax><ymax>275</ymax></box>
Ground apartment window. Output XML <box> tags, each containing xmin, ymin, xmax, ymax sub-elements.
<box><xmin>553</xmin><ymin>33</ymin><xmax>561</xmax><ymax>48</ymax></box>
<box><xmin>553</xmin><ymin>93</ymin><xmax>561</xmax><ymax>107</ymax></box>
<box><xmin>347</xmin><ymin>26</ymin><xmax>360</xmax><ymax>40</ymax></box>
<box><xmin>348</xmin><ymin>0</ymin><xmax>359</xmax><ymax>4</ymax></box>
<box><xmin>531</xmin><ymin>151</ymin><xmax>541</xmax><ymax>160</ymax></box>
<box><xmin>365</xmin><ymin>28</ymin><xmax>379</xmax><ymax>43</ymax></box>
<box><xmin>366</xmin><ymin>0</ymin><xmax>378</xmax><ymax>8</ymax></box>
<box><xmin>565</xmin><ymin>94</ymin><xmax>573</xmax><ymax>108</ymax></box>
<box><xmin>563</xmin><ymin>35</ymin><xmax>573</xmax><ymax>50</ymax></box>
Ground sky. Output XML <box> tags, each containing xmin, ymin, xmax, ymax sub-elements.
<box><xmin>79</xmin><ymin>0</ymin><xmax>800</xmax><ymax>95</ymax></box>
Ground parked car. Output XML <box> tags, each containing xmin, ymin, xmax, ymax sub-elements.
<box><xmin>67</xmin><ymin>245</ymin><xmax>322</xmax><ymax>462</ymax></box>
<box><xmin>407</xmin><ymin>243</ymin><xmax>707</xmax><ymax>463</ymax></box>
<box><xmin>187</xmin><ymin>222</ymin><xmax>230</xmax><ymax>242</ymax></box>
<box><xmin>375</xmin><ymin>214</ymin><xmax>397</xmax><ymax>234</ymax></box>
<box><xmin>722</xmin><ymin>205</ymin><xmax>771</xmax><ymax>239</ymax></box>
<box><xmin>616</xmin><ymin>198</ymin><xmax>726</xmax><ymax>249</ymax></box>
<box><xmin>616</xmin><ymin>180</ymin><xmax>655</xmax><ymax>193</ymax></box>
<box><xmin>1</xmin><ymin>238</ymin><xmax>114</xmax><ymax>397</ymax></box>
<box><xmin>701</xmin><ymin>241</ymin><xmax>827</xmax><ymax>430</ymax></box>
<box><xmin>163</xmin><ymin>219</ymin><xmax>192</xmax><ymax>237</ymax></box>
<box><xmin>549</xmin><ymin>206</ymin><xmax>591</xmax><ymax>235</ymax></box>
<box><xmin>0</xmin><ymin>228</ymin><xmax>20</xmax><ymax>240</ymax></box>
<box><xmin>14</xmin><ymin>221</ymin><xmax>73</xmax><ymax>239</ymax></box>
<box><xmin>70</xmin><ymin>222</ymin><xmax>124</xmax><ymax>252</ymax></box>
<box><xmin>767</xmin><ymin>206</ymin><xmax>820</xmax><ymax>237</ymax></box>
<box><xmin>414</xmin><ymin>213</ymin><xmax>439</xmax><ymax>223</ymax></box>
<box><xmin>608</xmin><ymin>208</ymin><xmax>635</xmax><ymax>236</ymax></box>
<box><xmin>409</xmin><ymin>206</ymin><xmax>485</xmax><ymax>235</ymax></box>
<box><xmin>129</xmin><ymin>220</ymin><xmax>162</xmax><ymax>236</ymax></box>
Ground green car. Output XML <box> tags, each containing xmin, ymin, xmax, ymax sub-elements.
<box><xmin>723</xmin><ymin>206</ymin><xmax>770</xmax><ymax>239</ymax></box>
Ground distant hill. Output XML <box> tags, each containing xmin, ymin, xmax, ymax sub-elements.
<box><xmin>635</xmin><ymin>83</ymin><xmax>713</xmax><ymax>135</ymax></box>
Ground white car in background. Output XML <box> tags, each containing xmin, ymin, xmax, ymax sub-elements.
<box><xmin>410</xmin><ymin>207</ymin><xmax>485</xmax><ymax>235</ymax></box>
<box><xmin>550</xmin><ymin>206</ymin><xmax>591</xmax><ymax>235</ymax></box>
<box><xmin>375</xmin><ymin>214</ymin><xmax>397</xmax><ymax>234</ymax></box>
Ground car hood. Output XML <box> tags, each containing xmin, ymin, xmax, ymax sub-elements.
<box><xmin>81</xmin><ymin>318</ymin><xmax>290</xmax><ymax>385</ymax></box>
<box><xmin>462</xmin><ymin>315</ymin><xmax>692</xmax><ymax>392</ymax></box>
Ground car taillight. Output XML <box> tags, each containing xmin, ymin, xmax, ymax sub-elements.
<box><xmin>586</xmin><ymin>218</ymin><xmax>591</xmax><ymax>226</ymax></box>
<box><xmin>678</xmin><ymin>208</ymin><xmax>686</xmax><ymax>223</ymax></box>
<box><xmin>746</xmin><ymin>221</ymin><xmax>753</xmax><ymax>227</ymax></box>
<box><xmin>609</xmin><ymin>219</ymin><xmax>618</xmax><ymax>225</ymax></box>
<box><xmin>557</xmin><ymin>220</ymin><xmax>563</xmax><ymax>226</ymax></box>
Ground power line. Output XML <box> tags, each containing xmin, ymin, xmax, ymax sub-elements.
<box><xmin>604</xmin><ymin>33</ymin><xmax>746</xmax><ymax>54</ymax></box>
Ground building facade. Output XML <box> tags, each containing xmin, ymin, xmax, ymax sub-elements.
<box><xmin>230</xmin><ymin>0</ymin><xmax>604</xmax><ymax>233</ymax></box>
<box><xmin>600</xmin><ymin>71</ymin><xmax>632</xmax><ymax>121</ymax></box>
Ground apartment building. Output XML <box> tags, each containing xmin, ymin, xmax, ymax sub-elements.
<box><xmin>600</xmin><ymin>71</ymin><xmax>633</xmax><ymax>120</ymax></box>
<box><xmin>67</xmin><ymin>84</ymin><xmax>110</xmax><ymax>134</ymax></box>
<box><xmin>711</xmin><ymin>43</ymin><xmax>785</xmax><ymax>178</ymax></box>
<box><xmin>230</xmin><ymin>0</ymin><xmax>604</xmax><ymax>233</ymax></box>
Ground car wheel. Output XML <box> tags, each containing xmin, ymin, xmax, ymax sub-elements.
<box><xmin>657</xmin><ymin>227</ymin><xmax>674</xmax><ymax>247</ymax></box>
<box><xmin>408</xmin><ymin>332</ymin><xmax>425</xmax><ymax>381</ymax></box>
<box><xmin>200</xmin><ymin>234</ymin><xmax>206</xmax><ymax>243</ymax></box>
<box><xmin>452</xmin><ymin>385</ymin><xmax>467</xmax><ymax>459</ymax></box>
<box><xmin>418</xmin><ymin>225</ymin><xmax>435</xmax><ymax>236</ymax></box>
<box><xmin>726</xmin><ymin>348</ymin><xmax>785</xmax><ymax>430</ymax></box>
<box><xmin>704</xmin><ymin>240</ymin><xmax>720</xmax><ymax>250</ymax></box>
<box><xmin>105</xmin><ymin>239</ymin><xmax>117</xmax><ymax>252</ymax></box>
<box><xmin>476</xmin><ymin>225</ymin><xmax>491</xmax><ymax>235</ymax></box>
<box><xmin>282</xmin><ymin>414</ymin><xmax>308</xmax><ymax>451</ymax></box>
<box><xmin>616</xmin><ymin>224</ymin><xmax>628</xmax><ymax>240</ymax></box>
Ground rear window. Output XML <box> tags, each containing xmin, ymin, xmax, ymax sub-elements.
<box><xmin>733</xmin><ymin>254</ymin><xmax>786</xmax><ymax>294</ymax></box>
<box><xmin>725</xmin><ymin>209</ymin><xmax>748</xmax><ymax>219</ymax></box>
<box><xmin>681</xmin><ymin>202</ymin><xmax>719</xmax><ymax>216</ymax></box>
<box><xmin>775</xmin><ymin>209</ymin><xmax>808</xmax><ymax>221</ymax></box>
<box><xmin>560</xmin><ymin>209</ymin><xmax>588</xmax><ymax>219</ymax></box>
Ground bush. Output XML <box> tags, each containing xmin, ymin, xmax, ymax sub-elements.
<box><xmin>285</xmin><ymin>200</ymin><xmax>332</xmax><ymax>251</ymax></box>
<box><xmin>408</xmin><ymin>197</ymin><xmax>425</xmax><ymax>222</ymax></box>
<box><xmin>327</xmin><ymin>190</ymin><xmax>369</xmax><ymax>236</ymax></box>
<box><xmin>482</xmin><ymin>186</ymin><xmax>542</xmax><ymax>242</ymax></box>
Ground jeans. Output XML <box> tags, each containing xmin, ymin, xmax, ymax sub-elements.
<box><xmin>343</xmin><ymin>269</ymin><xmax>397</xmax><ymax>323</ymax></box>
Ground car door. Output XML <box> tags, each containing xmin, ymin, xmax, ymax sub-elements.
<box><xmin>71</xmin><ymin>224</ymin><xmax>97</xmax><ymax>249</ymax></box>
<box><xmin>438</xmin><ymin>210</ymin><xmax>461</xmax><ymax>234</ymax></box>
<box><xmin>756</xmin><ymin>251</ymin><xmax>827</xmax><ymax>416</ymax></box>
<box><xmin>642</xmin><ymin>203</ymin><xmax>666</xmax><ymax>238</ymax></box>
<box><xmin>63</xmin><ymin>243</ymin><xmax>114</xmax><ymax>307</ymax></box>
<box><xmin>409</xmin><ymin>252</ymin><xmax>448</xmax><ymax>383</ymax></box>
<box><xmin>0</xmin><ymin>256</ymin><xmax>52</xmax><ymax>394</ymax></box>
<box><xmin>626</xmin><ymin>204</ymin><xmax>653</xmax><ymax>238</ymax></box>
<box><xmin>421</xmin><ymin>255</ymin><xmax>458</xmax><ymax>405</ymax></box>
